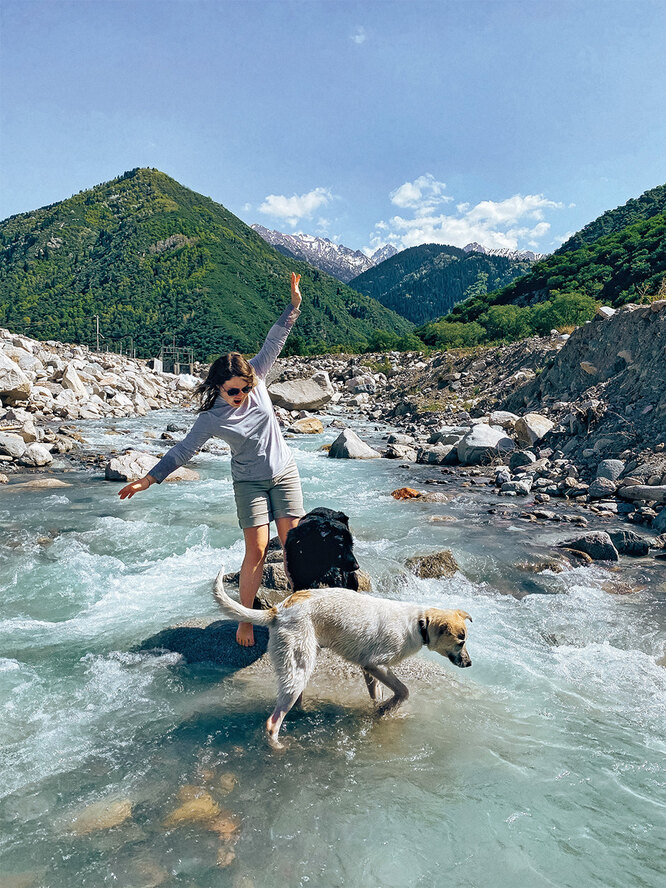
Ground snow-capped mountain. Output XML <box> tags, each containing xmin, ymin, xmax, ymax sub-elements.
<box><xmin>463</xmin><ymin>242</ymin><xmax>547</xmax><ymax>262</ymax></box>
<box><xmin>251</xmin><ymin>225</ymin><xmax>398</xmax><ymax>283</ymax></box>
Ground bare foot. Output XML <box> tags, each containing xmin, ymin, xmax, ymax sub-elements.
<box><xmin>236</xmin><ymin>622</ymin><xmax>255</xmax><ymax>647</ymax></box>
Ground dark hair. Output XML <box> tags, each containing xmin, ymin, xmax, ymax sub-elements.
<box><xmin>196</xmin><ymin>353</ymin><xmax>258</xmax><ymax>412</ymax></box>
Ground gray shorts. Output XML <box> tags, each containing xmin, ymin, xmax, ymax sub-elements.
<box><xmin>232</xmin><ymin>460</ymin><xmax>306</xmax><ymax>530</ymax></box>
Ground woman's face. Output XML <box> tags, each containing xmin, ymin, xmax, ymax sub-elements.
<box><xmin>219</xmin><ymin>375</ymin><xmax>253</xmax><ymax>408</ymax></box>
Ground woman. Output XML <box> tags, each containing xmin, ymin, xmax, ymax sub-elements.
<box><xmin>118</xmin><ymin>272</ymin><xmax>306</xmax><ymax>648</ymax></box>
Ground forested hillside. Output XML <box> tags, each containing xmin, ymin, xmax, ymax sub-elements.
<box><xmin>419</xmin><ymin>184</ymin><xmax>666</xmax><ymax>347</ymax></box>
<box><xmin>349</xmin><ymin>243</ymin><xmax>533</xmax><ymax>324</ymax></box>
<box><xmin>0</xmin><ymin>168</ymin><xmax>412</xmax><ymax>359</ymax></box>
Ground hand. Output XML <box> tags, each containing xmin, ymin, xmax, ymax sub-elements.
<box><xmin>118</xmin><ymin>475</ymin><xmax>154</xmax><ymax>499</ymax></box>
<box><xmin>290</xmin><ymin>272</ymin><xmax>302</xmax><ymax>309</ymax></box>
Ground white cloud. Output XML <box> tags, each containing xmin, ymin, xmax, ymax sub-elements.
<box><xmin>258</xmin><ymin>187</ymin><xmax>333</xmax><ymax>227</ymax></box>
<box><xmin>367</xmin><ymin>185</ymin><xmax>564</xmax><ymax>253</ymax></box>
<box><xmin>350</xmin><ymin>26</ymin><xmax>366</xmax><ymax>44</ymax></box>
<box><xmin>390</xmin><ymin>173</ymin><xmax>452</xmax><ymax>213</ymax></box>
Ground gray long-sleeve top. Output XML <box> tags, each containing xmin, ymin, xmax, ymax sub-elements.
<box><xmin>149</xmin><ymin>304</ymin><xmax>300</xmax><ymax>484</ymax></box>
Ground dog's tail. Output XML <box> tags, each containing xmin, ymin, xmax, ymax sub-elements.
<box><xmin>213</xmin><ymin>569</ymin><xmax>277</xmax><ymax>626</ymax></box>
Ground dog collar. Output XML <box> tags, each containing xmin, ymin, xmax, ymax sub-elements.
<box><xmin>418</xmin><ymin>618</ymin><xmax>429</xmax><ymax>646</ymax></box>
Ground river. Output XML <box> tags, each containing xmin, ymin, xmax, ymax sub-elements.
<box><xmin>1</xmin><ymin>408</ymin><xmax>664</xmax><ymax>888</ymax></box>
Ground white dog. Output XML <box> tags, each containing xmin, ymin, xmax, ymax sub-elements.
<box><xmin>213</xmin><ymin>571</ymin><xmax>472</xmax><ymax>745</ymax></box>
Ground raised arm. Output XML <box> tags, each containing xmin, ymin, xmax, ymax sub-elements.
<box><xmin>250</xmin><ymin>272</ymin><xmax>302</xmax><ymax>379</ymax></box>
<box><xmin>118</xmin><ymin>411</ymin><xmax>214</xmax><ymax>498</ymax></box>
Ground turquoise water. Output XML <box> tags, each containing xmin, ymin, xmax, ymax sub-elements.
<box><xmin>1</xmin><ymin>409</ymin><xmax>665</xmax><ymax>888</ymax></box>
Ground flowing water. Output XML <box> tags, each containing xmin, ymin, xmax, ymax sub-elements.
<box><xmin>1</xmin><ymin>409</ymin><xmax>664</xmax><ymax>888</ymax></box>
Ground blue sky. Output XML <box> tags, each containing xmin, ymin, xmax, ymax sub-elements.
<box><xmin>1</xmin><ymin>0</ymin><xmax>665</xmax><ymax>254</ymax></box>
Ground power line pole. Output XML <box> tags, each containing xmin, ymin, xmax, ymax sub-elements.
<box><xmin>93</xmin><ymin>315</ymin><xmax>100</xmax><ymax>352</ymax></box>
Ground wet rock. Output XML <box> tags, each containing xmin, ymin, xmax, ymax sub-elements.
<box><xmin>557</xmin><ymin>531</ymin><xmax>619</xmax><ymax>562</ymax></box>
<box><xmin>64</xmin><ymin>798</ymin><xmax>133</xmax><ymax>835</ymax></box>
<box><xmin>138</xmin><ymin>619</ymin><xmax>269</xmax><ymax>667</ymax></box>
<box><xmin>6</xmin><ymin>477</ymin><xmax>72</xmax><ymax>490</ymax></box>
<box><xmin>457</xmin><ymin>424</ymin><xmax>515</xmax><ymax>466</ymax></box>
<box><xmin>391</xmin><ymin>487</ymin><xmax>424</xmax><ymax>500</ymax></box>
<box><xmin>654</xmin><ymin>508</ymin><xmax>666</xmax><ymax>533</ymax></box>
<box><xmin>405</xmin><ymin>550</ymin><xmax>459</xmax><ymax>578</ymax></box>
<box><xmin>224</xmin><ymin>562</ymin><xmax>290</xmax><ymax>593</ymax></box>
<box><xmin>163</xmin><ymin>787</ymin><xmax>221</xmax><ymax>828</ymax></box>
<box><xmin>104</xmin><ymin>450</ymin><xmax>200</xmax><ymax>482</ymax></box>
<box><xmin>596</xmin><ymin>459</ymin><xmax>625</xmax><ymax>481</ymax></box>
<box><xmin>608</xmin><ymin>530</ymin><xmax>650</xmax><ymax>557</ymax></box>
<box><xmin>495</xmin><ymin>467</ymin><xmax>511</xmax><ymax>485</ymax></box>
<box><xmin>0</xmin><ymin>473</ymin><xmax>7</xmax><ymax>483</ymax></box>
<box><xmin>328</xmin><ymin>429</ymin><xmax>380</xmax><ymax>459</ymax></box>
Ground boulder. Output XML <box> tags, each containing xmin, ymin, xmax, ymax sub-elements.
<box><xmin>416</xmin><ymin>444</ymin><xmax>456</xmax><ymax>465</ymax></box>
<box><xmin>514</xmin><ymin>413</ymin><xmax>555</xmax><ymax>446</ymax></box>
<box><xmin>328</xmin><ymin>429</ymin><xmax>380</xmax><ymax>459</ymax></box>
<box><xmin>139</xmin><ymin>619</ymin><xmax>269</xmax><ymax>667</ymax></box>
<box><xmin>457</xmin><ymin>424</ymin><xmax>514</xmax><ymax>466</ymax></box>
<box><xmin>608</xmin><ymin>530</ymin><xmax>650</xmax><ymax>557</ymax></box>
<box><xmin>405</xmin><ymin>550</ymin><xmax>459</xmax><ymax>579</ymax></box>
<box><xmin>104</xmin><ymin>450</ymin><xmax>200</xmax><ymax>482</ymax></box>
<box><xmin>289</xmin><ymin>417</ymin><xmax>324</xmax><ymax>435</ymax></box>
<box><xmin>6</xmin><ymin>477</ymin><xmax>71</xmax><ymax>490</ymax></box>
<box><xmin>617</xmin><ymin>485</ymin><xmax>666</xmax><ymax>505</ymax></box>
<box><xmin>488</xmin><ymin>410</ymin><xmax>519</xmax><ymax>430</ymax></box>
<box><xmin>653</xmin><ymin>508</ymin><xmax>666</xmax><ymax>533</ymax></box>
<box><xmin>0</xmin><ymin>352</ymin><xmax>31</xmax><ymax>403</ymax></box>
<box><xmin>588</xmin><ymin>477</ymin><xmax>618</xmax><ymax>499</ymax></box>
<box><xmin>384</xmin><ymin>443</ymin><xmax>418</xmax><ymax>461</ymax></box>
<box><xmin>509</xmin><ymin>450</ymin><xmax>537</xmax><ymax>471</ymax></box>
<box><xmin>501</xmin><ymin>478</ymin><xmax>533</xmax><ymax>495</ymax></box>
<box><xmin>60</xmin><ymin>364</ymin><xmax>88</xmax><ymax>399</ymax></box>
<box><xmin>0</xmin><ymin>432</ymin><xmax>27</xmax><ymax>459</ymax></box>
<box><xmin>596</xmin><ymin>459</ymin><xmax>625</xmax><ymax>481</ymax></box>
<box><xmin>19</xmin><ymin>443</ymin><xmax>53</xmax><ymax>467</ymax></box>
<box><xmin>269</xmin><ymin>375</ymin><xmax>334</xmax><ymax>411</ymax></box>
<box><xmin>557</xmin><ymin>531</ymin><xmax>619</xmax><ymax>562</ymax></box>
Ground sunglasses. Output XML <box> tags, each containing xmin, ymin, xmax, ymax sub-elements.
<box><xmin>223</xmin><ymin>384</ymin><xmax>253</xmax><ymax>396</ymax></box>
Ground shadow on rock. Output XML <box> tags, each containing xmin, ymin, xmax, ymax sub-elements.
<box><xmin>137</xmin><ymin>619</ymin><xmax>269</xmax><ymax>669</ymax></box>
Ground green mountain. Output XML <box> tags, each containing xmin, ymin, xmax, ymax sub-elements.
<box><xmin>0</xmin><ymin>168</ymin><xmax>412</xmax><ymax>359</ymax></box>
<box><xmin>420</xmin><ymin>183</ymin><xmax>666</xmax><ymax>346</ymax></box>
<box><xmin>348</xmin><ymin>243</ymin><xmax>534</xmax><ymax>324</ymax></box>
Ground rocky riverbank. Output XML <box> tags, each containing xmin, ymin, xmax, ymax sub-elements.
<box><xmin>260</xmin><ymin>300</ymin><xmax>666</xmax><ymax>551</ymax></box>
<box><xmin>0</xmin><ymin>327</ymin><xmax>196</xmax><ymax>477</ymax></box>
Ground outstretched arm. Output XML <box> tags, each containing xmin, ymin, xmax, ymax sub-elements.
<box><xmin>250</xmin><ymin>273</ymin><xmax>302</xmax><ymax>379</ymax></box>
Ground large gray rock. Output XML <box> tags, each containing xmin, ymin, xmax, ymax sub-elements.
<box><xmin>19</xmin><ymin>442</ymin><xmax>53</xmax><ymax>467</ymax></box>
<box><xmin>0</xmin><ymin>431</ymin><xmax>27</xmax><ymax>459</ymax></box>
<box><xmin>514</xmin><ymin>413</ymin><xmax>555</xmax><ymax>446</ymax></box>
<box><xmin>405</xmin><ymin>550</ymin><xmax>459</xmax><ymax>579</ymax></box>
<box><xmin>654</xmin><ymin>508</ymin><xmax>666</xmax><ymax>533</ymax></box>
<box><xmin>617</xmin><ymin>485</ymin><xmax>666</xmax><ymax>505</ymax></box>
<box><xmin>596</xmin><ymin>459</ymin><xmax>625</xmax><ymax>481</ymax></box>
<box><xmin>588</xmin><ymin>477</ymin><xmax>618</xmax><ymax>499</ymax></box>
<box><xmin>608</xmin><ymin>530</ymin><xmax>650</xmax><ymax>557</ymax></box>
<box><xmin>328</xmin><ymin>429</ymin><xmax>380</xmax><ymax>459</ymax></box>
<box><xmin>0</xmin><ymin>352</ymin><xmax>32</xmax><ymax>403</ymax></box>
<box><xmin>269</xmin><ymin>375</ymin><xmax>334</xmax><ymax>411</ymax></box>
<box><xmin>416</xmin><ymin>444</ymin><xmax>456</xmax><ymax>465</ymax></box>
<box><xmin>457</xmin><ymin>424</ymin><xmax>515</xmax><ymax>466</ymax></box>
<box><xmin>104</xmin><ymin>450</ymin><xmax>200</xmax><ymax>482</ymax></box>
<box><xmin>557</xmin><ymin>531</ymin><xmax>619</xmax><ymax>562</ymax></box>
<box><xmin>61</xmin><ymin>364</ymin><xmax>88</xmax><ymax>398</ymax></box>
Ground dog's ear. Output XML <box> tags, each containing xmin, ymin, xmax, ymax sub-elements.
<box><xmin>456</xmin><ymin>610</ymin><xmax>472</xmax><ymax>623</ymax></box>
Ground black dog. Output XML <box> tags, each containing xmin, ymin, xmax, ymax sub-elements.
<box><xmin>285</xmin><ymin>507</ymin><xmax>360</xmax><ymax>592</ymax></box>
